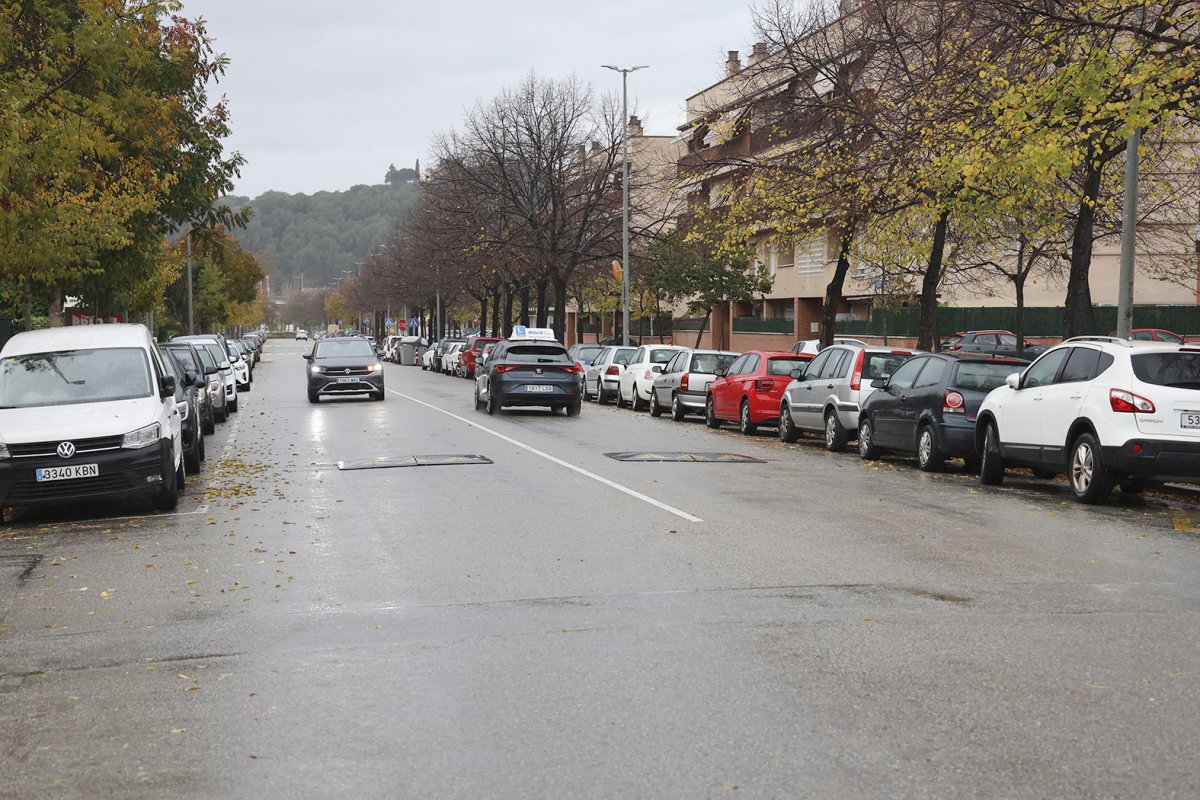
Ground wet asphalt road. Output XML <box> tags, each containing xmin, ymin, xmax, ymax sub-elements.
<box><xmin>2</xmin><ymin>339</ymin><xmax>1200</xmax><ymax>799</ymax></box>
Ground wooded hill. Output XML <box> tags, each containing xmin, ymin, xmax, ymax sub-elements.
<box><xmin>224</xmin><ymin>179</ymin><xmax>420</xmax><ymax>292</ymax></box>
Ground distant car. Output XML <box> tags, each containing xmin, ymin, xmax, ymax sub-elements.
<box><xmin>598</xmin><ymin>336</ymin><xmax>640</xmax><ymax>347</ymax></box>
<box><xmin>460</xmin><ymin>336</ymin><xmax>503</xmax><ymax>378</ymax></box>
<box><xmin>441</xmin><ymin>342</ymin><xmax>465</xmax><ymax>376</ymax></box>
<box><xmin>173</xmin><ymin>335</ymin><xmax>238</xmax><ymax>414</ymax></box>
<box><xmin>432</xmin><ymin>337</ymin><xmax>466</xmax><ymax>374</ymax></box>
<box><xmin>163</xmin><ymin>341</ymin><xmax>218</xmax><ymax>434</ymax></box>
<box><xmin>618</xmin><ymin>344</ymin><xmax>689</xmax><ymax>410</ymax></box>
<box><xmin>941</xmin><ymin>330</ymin><xmax>1046</xmax><ymax>359</ymax></box>
<box><xmin>295</xmin><ymin>330</ymin><xmax>308</xmax><ymax>340</ymax></box>
<box><xmin>1109</xmin><ymin>328</ymin><xmax>1186</xmax><ymax>344</ymax></box>
<box><xmin>474</xmin><ymin>338</ymin><xmax>583</xmax><ymax>416</ymax></box>
<box><xmin>650</xmin><ymin>349</ymin><xmax>739</xmax><ymax>420</ymax></box>
<box><xmin>858</xmin><ymin>354</ymin><xmax>1025</xmax><ymax>471</ymax></box>
<box><xmin>791</xmin><ymin>337</ymin><xmax>868</xmax><ymax>356</ymax></box>
<box><xmin>706</xmin><ymin>350</ymin><xmax>811</xmax><ymax>434</ymax></box>
<box><xmin>420</xmin><ymin>346</ymin><xmax>438</xmax><ymax>371</ymax></box>
<box><xmin>585</xmin><ymin>346</ymin><xmax>636</xmax><ymax>403</ymax></box>
<box><xmin>304</xmin><ymin>337</ymin><xmax>385</xmax><ymax>402</ymax></box>
<box><xmin>779</xmin><ymin>344</ymin><xmax>914</xmax><ymax>450</ymax></box>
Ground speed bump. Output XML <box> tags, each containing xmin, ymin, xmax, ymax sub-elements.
<box><xmin>337</xmin><ymin>454</ymin><xmax>493</xmax><ymax>470</ymax></box>
<box><xmin>604</xmin><ymin>452</ymin><xmax>765</xmax><ymax>463</ymax></box>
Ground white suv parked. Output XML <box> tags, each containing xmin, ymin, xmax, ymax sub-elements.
<box><xmin>976</xmin><ymin>336</ymin><xmax>1200</xmax><ymax>503</ymax></box>
<box><xmin>0</xmin><ymin>324</ymin><xmax>185</xmax><ymax>515</ymax></box>
<box><xmin>618</xmin><ymin>344</ymin><xmax>688</xmax><ymax>411</ymax></box>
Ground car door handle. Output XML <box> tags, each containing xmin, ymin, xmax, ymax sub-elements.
<box><xmin>1070</xmin><ymin>393</ymin><xmax>1083</xmax><ymax>399</ymax></box>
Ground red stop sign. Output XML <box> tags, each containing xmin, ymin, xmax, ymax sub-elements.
<box><xmin>398</xmin><ymin>319</ymin><xmax>408</xmax><ymax>331</ymax></box>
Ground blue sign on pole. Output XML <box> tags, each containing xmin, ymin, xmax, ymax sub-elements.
<box><xmin>408</xmin><ymin>317</ymin><xmax>419</xmax><ymax>330</ymax></box>
<box><xmin>385</xmin><ymin>318</ymin><xmax>394</xmax><ymax>327</ymax></box>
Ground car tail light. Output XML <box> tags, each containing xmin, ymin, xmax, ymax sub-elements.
<box><xmin>495</xmin><ymin>365</ymin><xmax>519</xmax><ymax>374</ymax></box>
<box><xmin>943</xmin><ymin>391</ymin><xmax>965</xmax><ymax>413</ymax></box>
<box><xmin>606</xmin><ymin>366</ymin><xmax>620</xmax><ymax>376</ymax></box>
<box><xmin>945</xmin><ymin>345</ymin><xmax>962</xmax><ymax>351</ymax></box>
<box><xmin>644</xmin><ymin>370</ymin><xmax>654</xmax><ymax>380</ymax></box>
<box><xmin>681</xmin><ymin>373</ymin><xmax>690</xmax><ymax>391</ymax></box>
<box><xmin>850</xmin><ymin>350</ymin><xmax>865</xmax><ymax>391</ymax></box>
<box><xmin>755</xmin><ymin>378</ymin><xmax>775</xmax><ymax>392</ymax></box>
<box><xmin>1110</xmin><ymin>389</ymin><xmax>1154</xmax><ymax>413</ymax></box>
<box><xmin>561</xmin><ymin>364</ymin><xmax>581</xmax><ymax>374</ymax></box>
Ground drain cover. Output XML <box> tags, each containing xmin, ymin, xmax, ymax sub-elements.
<box><xmin>604</xmin><ymin>452</ymin><xmax>765</xmax><ymax>463</ymax></box>
<box><xmin>337</xmin><ymin>454</ymin><xmax>493</xmax><ymax>471</ymax></box>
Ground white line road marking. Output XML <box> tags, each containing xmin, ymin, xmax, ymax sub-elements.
<box><xmin>389</xmin><ymin>389</ymin><xmax>703</xmax><ymax>523</ymax></box>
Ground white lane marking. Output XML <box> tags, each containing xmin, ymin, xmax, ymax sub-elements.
<box><xmin>388</xmin><ymin>388</ymin><xmax>703</xmax><ymax>523</ymax></box>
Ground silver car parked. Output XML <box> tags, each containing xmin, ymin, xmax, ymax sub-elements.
<box><xmin>649</xmin><ymin>349</ymin><xmax>739</xmax><ymax>420</ymax></box>
<box><xmin>585</xmin><ymin>346</ymin><xmax>636</xmax><ymax>404</ymax></box>
<box><xmin>779</xmin><ymin>344</ymin><xmax>914</xmax><ymax>451</ymax></box>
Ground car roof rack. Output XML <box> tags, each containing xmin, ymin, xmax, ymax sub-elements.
<box><xmin>1063</xmin><ymin>336</ymin><xmax>1131</xmax><ymax>346</ymax></box>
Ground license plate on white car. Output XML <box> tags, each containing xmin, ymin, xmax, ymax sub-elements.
<box><xmin>336</xmin><ymin>377</ymin><xmax>358</xmax><ymax>384</ymax></box>
<box><xmin>36</xmin><ymin>464</ymin><xmax>99</xmax><ymax>482</ymax></box>
<box><xmin>525</xmin><ymin>384</ymin><xmax>554</xmax><ymax>393</ymax></box>
<box><xmin>1182</xmin><ymin>413</ymin><xmax>1200</xmax><ymax>429</ymax></box>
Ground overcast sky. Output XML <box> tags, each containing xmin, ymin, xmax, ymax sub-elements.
<box><xmin>181</xmin><ymin>1</ymin><xmax>758</xmax><ymax>199</ymax></box>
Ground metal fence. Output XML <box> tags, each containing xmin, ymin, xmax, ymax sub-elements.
<box><xmin>835</xmin><ymin>305</ymin><xmax>1200</xmax><ymax>339</ymax></box>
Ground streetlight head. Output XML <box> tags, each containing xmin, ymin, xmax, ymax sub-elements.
<box><xmin>632</xmin><ymin>65</ymin><xmax>650</xmax><ymax>71</ymax></box>
<box><xmin>601</xmin><ymin>65</ymin><xmax>619</xmax><ymax>71</ymax></box>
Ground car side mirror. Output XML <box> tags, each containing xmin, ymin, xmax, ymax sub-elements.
<box><xmin>715</xmin><ymin>367</ymin><xmax>727</xmax><ymax>377</ymax></box>
<box><xmin>184</xmin><ymin>370</ymin><xmax>199</xmax><ymax>387</ymax></box>
<box><xmin>203</xmin><ymin>365</ymin><xmax>219</xmax><ymax>376</ymax></box>
<box><xmin>303</xmin><ymin>353</ymin><xmax>313</xmax><ymax>361</ymax></box>
<box><xmin>219</xmin><ymin>360</ymin><xmax>231</xmax><ymax>370</ymax></box>
<box><xmin>651</xmin><ymin>364</ymin><xmax>664</xmax><ymax>374</ymax></box>
<box><xmin>790</xmin><ymin>368</ymin><xmax>803</xmax><ymax>380</ymax></box>
<box><xmin>159</xmin><ymin>374</ymin><xmax>176</xmax><ymax>398</ymax></box>
<box><xmin>1006</xmin><ymin>373</ymin><xmax>1020</xmax><ymax>390</ymax></box>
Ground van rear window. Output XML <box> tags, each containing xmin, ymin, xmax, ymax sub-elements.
<box><xmin>1132</xmin><ymin>352</ymin><xmax>1200</xmax><ymax>388</ymax></box>
<box><xmin>0</xmin><ymin>348</ymin><xmax>152</xmax><ymax>408</ymax></box>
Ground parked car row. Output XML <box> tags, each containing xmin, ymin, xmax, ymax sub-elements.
<box><xmin>0</xmin><ymin>324</ymin><xmax>263</xmax><ymax>519</ymax></box>
<box><xmin>583</xmin><ymin>336</ymin><xmax>1200</xmax><ymax>505</ymax></box>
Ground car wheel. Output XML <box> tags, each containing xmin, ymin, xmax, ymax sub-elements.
<box><xmin>596</xmin><ymin>383</ymin><xmax>610</xmax><ymax>404</ymax></box>
<box><xmin>372</xmin><ymin>390</ymin><xmax>385</xmax><ymax>401</ymax></box>
<box><xmin>671</xmin><ymin>393</ymin><xmax>686</xmax><ymax>422</ymax></box>
<box><xmin>916</xmin><ymin>424</ymin><xmax>945</xmax><ymax>472</ymax></box>
<box><xmin>582</xmin><ymin>380</ymin><xmax>592</xmax><ymax>401</ymax></box>
<box><xmin>705</xmin><ymin>395</ymin><xmax>721</xmax><ymax>428</ymax></box>
<box><xmin>650</xmin><ymin>390</ymin><xmax>664</xmax><ymax>418</ymax></box>
<box><xmin>199</xmin><ymin>433</ymin><xmax>206</xmax><ymax>463</ymax></box>
<box><xmin>631</xmin><ymin>384</ymin><xmax>646</xmax><ymax>412</ymax></box>
<box><xmin>1069</xmin><ymin>432</ymin><xmax>1114</xmax><ymax>504</ymax></box>
<box><xmin>486</xmin><ymin>389</ymin><xmax>499</xmax><ymax>416</ymax></box>
<box><xmin>202</xmin><ymin>410</ymin><xmax>215</xmax><ymax>436</ymax></box>
<box><xmin>824</xmin><ymin>410</ymin><xmax>847</xmax><ymax>452</ymax></box>
<box><xmin>474</xmin><ymin>386</ymin><xmax>484</xmax><ymax>411</ymax></box>
<box><xmin>566</xmin><ymin>399</ymin><xmax>582</xmax><ymax>417</ymax></box>
<box><xmin>215</xmin><ymin>404</ymin><xmax>228</xmax><ymax>421</ymax></box>
<box><xmin>307</xmin><ymin>390</ymin><xmax>318</xmax><ymax>404</ymax></box>
<box><xmin>185</xmin><ymin>438</ymin><xmax>202</xmax><ymax>475</ymax></box>
<box><xmin>739</xmin><ymin>400</ymin><xmax>757</xmax><ymax>435</ymax></box>
<box><xmin>615</xmin><ymin>385</ymin><xmax>627</xmax><ymax>408</ymax></box>
<box><xmin>779</xmin><ymin>403</ymin><xmax>801</xmax><ymax>443</ymax></box>
<box><xmin>229</xmin><ymin>396</ymin><xmax>238</xmax><ymax>413</ymax></box>
<box><xmin>153</xmin><ymin>459</ymin><xmax>180</xmax><ymax>511</ymax></box>
<box><xmin>858</xmin><ymin>417</ymin><xmax>880</xmax><ymax>459</ymax></box>
<box><xmin>979</xmin><ymin>423</ymin><xmax>1005</xmax><ymax>486</ymax></box>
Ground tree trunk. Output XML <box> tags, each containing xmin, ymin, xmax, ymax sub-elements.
<box><xmin>503</xmin><ymin>284</ymin><xmax>515</xmax><ymax>335</ymax></box>
<box><xmin>518</xmin><ymin>282</ymin><xmax>531</xmax><ymax>326</ymax></box>
<box><xmin>551</xmin><ymin>275</ymin><xmax>568</xmax><ymax>341</ymax></box>
<box><xmin>490</xmin><ymin>292</ymin><xmax>500</xmax><ymax>336</ymax></box>
<box><xmin>1014</xmin><ymin>236</ymin><xmax>1027</xmax><ymax>357</ymax></box>
<box><xmin>694</xmin><ymin>308</ymin><xmax>713</xmax><ymax>349</ymax></box>
<box><xmin>23</xmin><ymin>269</ymin><xmax>34</xmax><ymax>331</ymax></box>
<box><xmin>1064</xmin><ymin>161</ymin><xmax>1104</xmax><ymax>338</ymax></box>
<box><xmin>478</xmin><ymin>295</ymin><xmax>488</xmax><ymax>337</ymax></box>
<box><xmin>820</xmin><ymin>225</ymin><xmax>856</xmax><ymax>348</ymax></box>
<box><xmin>48</xmin><ymin>289</ymin><xmax>62</xmax><ymax>328</ymax></box>
<box><xmin>535</xmin><ymin>278</ymin><xmax>549</xmax><ymax>328</ymax></box>
<box><xmin>916</xmin><ymin>210</ymin><xmax>951</xmax><ymax>353</ymax></box>
<box><xmin>575</xmin><ymin>293</ymin><xmax>586</xmax><ymax>343</ymax></box>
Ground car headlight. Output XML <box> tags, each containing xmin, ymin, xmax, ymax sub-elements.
<box><xmin>122</xmin><ymin>423</ymin><xmax>160</xmax><ymax>450</ymax></box>
<box><xmin>208</xmin><ymin>376</ymin><xmax>221</xmax><ymax>393</ymax></box>
<box><xmin>310</xmin><ymin>365</ymin><xmax>323</xmax><ymax>374</ymax></box>
<box><xmin>370</xmin><ymin>362</ymin><xmax>383</xmax><ymax>372</ymax></box>
<box><xmin>0</xmin><ymin>442</ymin><xmax>9</xmax><ymax>461</ymax></box>
<box><xmin>175</xmin><ymin>400</ymin><xmax>189</xmax><ymax>421</ymax></box>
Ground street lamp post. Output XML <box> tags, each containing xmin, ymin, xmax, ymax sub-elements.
<box><xmin>602</xmin><ymin>64</ymin><xmax>648</xmax><ymax>347</ymax></box>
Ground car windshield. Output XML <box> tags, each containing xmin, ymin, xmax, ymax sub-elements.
<box><xmin>863</xmin><ymin>353</ymin><xmax>911</xmax><ymax>380</ymax></box>
<box><xmin>1132</xmin><ymin>352</ymin><xmax>1200</xmax><ymax>388</ymax></box>
<box><xmin>195</xmin><ymin>347</ymin><xmax>216</xmax><ymax>369</ymax></box>
<box><xmin>650</xmin><ymin>349</ymin><xmax>677</xmax><ymax>364</ymax></box>
<box><xmin>505</xmin><ymin>345</ymin><xmax>569</xmax><ymax>363</ymax></box>
<box><xmin>767</xmin><ymin>357</ymin><xmax>807</xmax><ymax>376</ymax></box>
<box><xmin>952</xmin><ymin>361</ymin><xmax>1020</xmax><ymax>391</ymax></box>
<box><xmin>168</xmin><ymin>347</ymin><xmax>199</xmax><ymax>373</ymax></box>
<box><xmin>576</xmin><ymin>346</ymin><xmax>603</xmax><ymax>362</ymax></box>
<box><xmin>691</xmin><ymin>353</ymin><xmax>737</xmax><ymax>374</ymax></box>
<box><xmin>0</xmin><ymin>348</ymin><xmax>152</xmax><ymax>408</ymax></box>
<box><xmin>997</xmin><ymin>334</ymin><xmax>1018</xmax><ymax>346</ymax></box>
<box><xmin>613</xmin><ymin>348</ymin><xmax>636</xmax><ymax>366</ymax></box>
<box><xmin>315</xmin><ymin>339</ymin><xmax>375</xmax><ymax>358</ymax></box>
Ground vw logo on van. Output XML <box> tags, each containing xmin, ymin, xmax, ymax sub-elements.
<box><xmin>56</xmin><ymin>441</ymin><xmax>76</xmax><ymax>459</ymax></box>
<box><xmin>343</xmin><ymin>368</ymin><xmax>351</xmax><ymax>375</ymax></box>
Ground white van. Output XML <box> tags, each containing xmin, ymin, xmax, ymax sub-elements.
<box><xmin>0</xmin><ymin>324</ymin><xmax>184</xmax><ymax>515</ymax></box>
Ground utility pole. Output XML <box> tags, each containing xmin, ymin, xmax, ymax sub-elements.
<box><xmin>1116</xmin><ymin>7</ymin><xmax>1145</xmax><ymax>339</ymax></box>
<box><xmin>602</xmin><ymin>64</ymin><xmax>648</xmax><ymax>347</ymax></box>
<box><xmin>186</xmin><ymin>232</ymin><xmax>194</xmax><ymax>335</ymax></box>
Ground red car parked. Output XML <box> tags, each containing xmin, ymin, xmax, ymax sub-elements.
<box><xmin>706</xmin><ymin>350</ymin><xmax>813</xmax><ymax>434</ymax></box>
<box><xmin>460</xmin><ymin>336</ymin><xmax>503</xmax><ymax>378</ymax></box>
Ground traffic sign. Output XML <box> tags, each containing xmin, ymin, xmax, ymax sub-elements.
<box><xmin>398</xmin><ymin>319</ymin><xmax>408</xmax><ymax>331</ymax></box>
<box><xmin>385</xmin><ymin>318</ymin><xmax>394</xmax><ymax>327</ymax></box>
